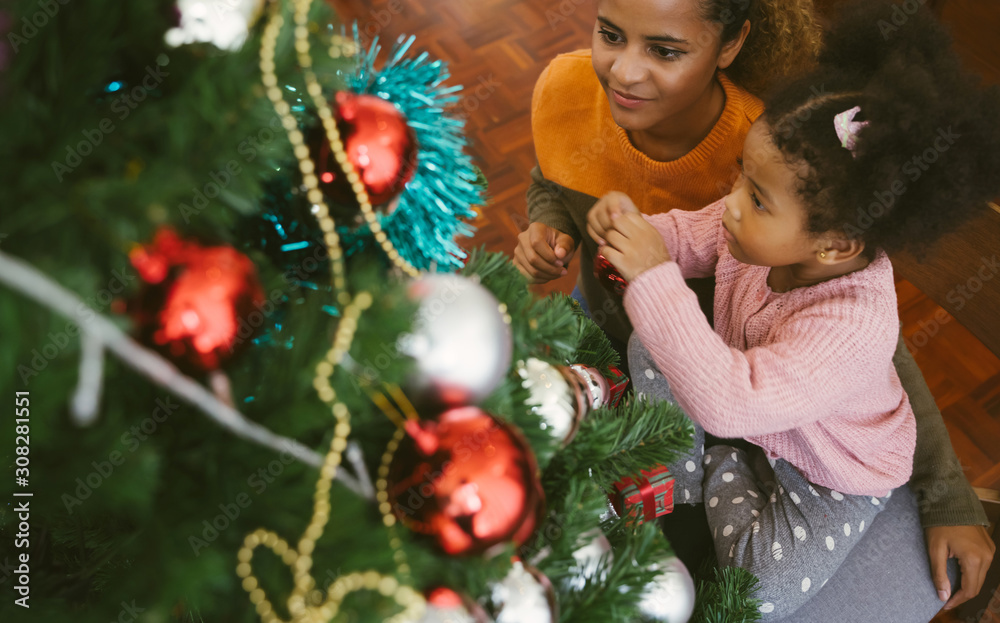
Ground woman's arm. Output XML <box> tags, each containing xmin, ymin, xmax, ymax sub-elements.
<box><xmin>892</xmin><ymin>337</ymin><xmax>994</xmax><ymax>609</ymax></box>
<box><xmin>526</xmin><ymin>165</ymin><xmax>582</xmax><ymax>244</ymax></box>
<box><xmin>514</xmin><ymin>166</ymin><xmax>581</xmax><ymax>283</ymax></box>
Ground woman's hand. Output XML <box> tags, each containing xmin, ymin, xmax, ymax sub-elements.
<box><xmin>513</xmin><ymin>222</ymin><xmax>577</xmax><ymax>283</ymax></box>
<box><xmin>588</xmin><ymin>192</ymin><xmax>672</xmax><ymax>282</ymax></box>
<box><xmin>925</xmin><ymin>524</ymin><xmax>996</xmax><ymax>609</ymax></box>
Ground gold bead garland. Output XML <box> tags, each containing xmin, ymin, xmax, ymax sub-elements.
<box><xmin>376</xmin><ymin>427</ymin><xmax>410</xmax><ymax>575</ymax></box>
<box><xmin>242</xmin><ymin>1</ymin><xmax>432</xmax><ymax>620</ymax></box>
<box><xmin>290</xmin><ymin>0</ymin><xmax>420</xmax><ymax>279</ymax></box>
<box><xmin>259</xmin><ymin>6</ymin><xmax>350</xmax><ymax>307</ymax></box>
<box><xmin>237</xmin><ymin>291</ymin><xmax>425</xmax><ymax>622</ymax></box>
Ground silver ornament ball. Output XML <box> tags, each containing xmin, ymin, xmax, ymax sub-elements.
<box><xmin>638</xmin><ymin>556</ymin><xmax>696</xmax><ymax>623</ymax></box>
<box><xmin>400</xmin><ymin>274</ymin><xmax>513</xmax><ymax>408</ymax></box>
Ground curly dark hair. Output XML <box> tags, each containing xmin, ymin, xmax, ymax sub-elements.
<box><xmin>762</xmin><ymin>0</ymin><xmax>1000</xmax><ymax>258</ymax></box>
<box><xmin>699</xmin><ymin>0</ymin><xmax>822</xmax><ymax>96</ymax></box>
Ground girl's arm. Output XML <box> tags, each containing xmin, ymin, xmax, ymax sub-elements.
<box><xmin>641</xmin><ymin>198</ymin><xmax>725</xmax><ymax>280</ymax></box>
<box><xmin>589</xmin><ymin>195</ymin><xmax>724</xmax><ymax>282</ymax></box>
<box><xmin>624</xmin><ymin>265</ymin><xmax>899</xmax><ymax>437</ymax></box>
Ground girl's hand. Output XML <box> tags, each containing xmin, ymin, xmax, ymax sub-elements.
<box><xmin>599</xmin><ymin>211</ymin><xmax>673</xmax><ymax>282</ymax></box>
<box><xmin>587</xmin><ymin>191</ymin><xmax>639</xmax><ymax>246</ymax></box>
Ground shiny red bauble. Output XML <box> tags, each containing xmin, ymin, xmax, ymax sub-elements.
<box><xmin>127</xmin><ymin>227</ymin><xmax>265</xmax><ymax>373</ymax></box>
<box><xmin>594</xmin><ymin>250</ymin><xmax>628</xmax><ymax>296</ymax></box>
<box><xmin>387</xmin><ymin>407</ymin><xmax>544</xmax><ymax>556</ymax></box>
<box><xmin>310</xmin><ymin>91</ymin><xmax>417</xmax><ymax>213</ymax></box>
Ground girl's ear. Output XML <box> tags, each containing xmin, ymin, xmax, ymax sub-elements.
<box><xmin>718</xmin><ymin>19</ymin><xmax>751</xmax><ymax>71</ymax></box>
<box><xmin>817</xmin><ymin>235</ymin><xmax>866</xmax><ymax>265</ymax></box>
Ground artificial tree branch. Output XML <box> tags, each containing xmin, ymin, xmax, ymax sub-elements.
<box><xmin>0</xmin><ymin>249</ymin><xmax>370</xmax><ymax>498</ymax></box>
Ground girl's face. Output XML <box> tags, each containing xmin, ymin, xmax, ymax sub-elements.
<box><xmin>721</xmin><ymin>121</ymin><xmax>824</xmax><ymax>268</ymax></box>
<box><xmin>591</xmin><ymin>0</ymin><xmax>739</xmax><ymax>133</ymax></box>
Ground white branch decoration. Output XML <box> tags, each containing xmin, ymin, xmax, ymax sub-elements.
<box><xmin>70</xmin><ymin>330</ymin><xmax>105</xmax><ymax>426</ymax></box>
<box><xmin>0</xmin><ymin>249</ymin><xmax>370</xmax><ymax>499</ymax></box>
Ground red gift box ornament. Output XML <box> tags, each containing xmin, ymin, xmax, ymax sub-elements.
<box><xmin>610</xmin><ymin>465</ymin><xmax>675</xmax><ymax>524</ymax></box>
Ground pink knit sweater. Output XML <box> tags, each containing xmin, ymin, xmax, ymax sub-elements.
<box><xmin>624</xmin><ymin>199</ymin><xmax>916</xmax><ymax>496</ymax></box>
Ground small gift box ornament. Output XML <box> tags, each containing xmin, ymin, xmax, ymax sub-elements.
<box><xmin>609</xmin><ymin>465</ymin><xmax>675</xmax><ymax>524</ymax></box>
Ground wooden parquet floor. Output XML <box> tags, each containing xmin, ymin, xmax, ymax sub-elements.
<box><xmin>330</xmin><ymin>0</ymin><xmax>1000</xmax><ymax>618</ymax></box>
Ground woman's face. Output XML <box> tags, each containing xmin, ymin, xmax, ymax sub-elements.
<box><xmin>591</xmin><ymin>0</ymin><xmax>734</xmax><ymax>133</ymax></box>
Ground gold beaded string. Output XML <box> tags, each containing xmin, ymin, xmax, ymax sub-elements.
<box><xmin>376</xmin><ymin>427</ymin><xmax>411</xmax><ymax>577</ymax></box>
<box><xmin>290</xmin><ymin>0</ymin><xmax>421</xmax><ymax>278</ymax></box>
<box><xmin>242</xmin><ymin>3</ymin><xmax>429</xmax><ymax>620</ymax></box>
<box><xmin>259</xmin><ymin>5</ymin><xmax>350</xmax><ymax>307</ymax></box>
<box><xmin>354</xmin><ymin>381</ymin><xmax>421</xmax><ymax>578</ymax></box>
<box><xmin>237</xmin><ymin>289</ymin><xmax>423</xmax><ymax>622</ymax></box>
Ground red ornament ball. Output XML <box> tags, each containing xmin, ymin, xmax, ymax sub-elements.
<box><xmin>594</xmin><ymin>250</ymin><xmax>628</xmax><ymax>296</ymax></box>
<box><xmin>127</xmin><ymin>227</ymin><xmax>266</xmax><ymax>373</ymax></box>
<box><xmin>388</xmin><ymin>407</ymin><xmax>544</xmax><ymax>556</ymax></box>
<box><xmin>310</xmin><ymin>91</ymin><xmax>417</xmax><ymax>213</ymax></box>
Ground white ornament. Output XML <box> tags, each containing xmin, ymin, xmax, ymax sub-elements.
<box><xmin>564</xmin><ymin>529</ymin><xmax>613</xmax><ymax>592</ymax></box>
<box><xmin>638</xmin><ymin>556</ymin><xmax>696</xmax><ymax>623</ymax></box>
<box><xmin>491</xmin><ymin>561</ymin><xmax>557</xmax><ymax>623</ymax></box>
<box><xmin>517</xmin><ymin>358</ymin><xmax>577</xmax><ymax>443</ymax></box>
<box><xmin>165</xmin><ymin>0</ymin><xmax>265</xmax><ymax>51</ymax></box>
<box><xmin>418</xmin><ymin>604</ymin><xmax>477</xmax><ymax>623</ymax></box>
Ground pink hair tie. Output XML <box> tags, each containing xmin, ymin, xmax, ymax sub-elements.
<box><xmin>834</xmin><ymin>105</ymin><xmax>868</xmax><ymax>157</ymax></box>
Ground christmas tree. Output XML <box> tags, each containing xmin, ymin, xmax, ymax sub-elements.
<box><xmin>0</xmin><ymin>0</ymin><xmax>760</xmax><ymax>621</ymax></box>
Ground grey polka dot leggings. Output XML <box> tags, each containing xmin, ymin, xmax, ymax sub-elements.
<box><xmin>629</xmin><ymin>336</ymin><xmax>889</xmax><ymax>621</ymax></box>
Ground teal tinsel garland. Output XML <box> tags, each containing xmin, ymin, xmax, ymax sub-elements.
<box><xmin>338</xmin><ymin>27</ymin><xmax>485</xmax><ymax>271</ymax></box>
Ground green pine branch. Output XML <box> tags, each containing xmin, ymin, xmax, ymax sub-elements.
<box><xmin>693</xmin><ymin>566</ymin><xmax>763</xmax><ymax>623</ymax></box>
<box><xmin>549</xmin><ymin>393</ymin><xmax>695</xmax><ymax>494</ymax></box>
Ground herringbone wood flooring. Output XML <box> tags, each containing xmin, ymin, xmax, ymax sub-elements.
<box><xmin>331</xmin><ymin>0</ymin><xmax>1000</xmax><ymax>619</ymax></box>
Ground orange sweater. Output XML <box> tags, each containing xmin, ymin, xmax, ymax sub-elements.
<box><xmin>527</xmin><ymin>49</ymin><xmax>764</xmax><ymax>341</ymax></box>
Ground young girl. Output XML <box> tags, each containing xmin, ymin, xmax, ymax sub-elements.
<box><xmin>588</xmin><ymin>2</ymin><xmax>1000</xmax><ymax>618</ymax></box>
